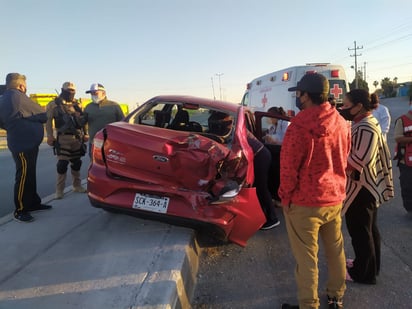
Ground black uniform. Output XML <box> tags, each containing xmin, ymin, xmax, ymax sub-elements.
<box><xmin>0</xmin><ymin>89</ymin><xmax>47</xmax><ymax>216</ymax></box>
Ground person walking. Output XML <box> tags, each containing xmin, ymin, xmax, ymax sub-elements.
<box><xmin>371</xmin><ymin>93</ymin><xmax>391</xmax><ymax>141</ymax></box>
<box><xmin>46</xmin><ymin>82</ymin><xmax>88</xmax><ymax>199</ymax></box>
<box><xmin>393</xmin><ymin>95</ymin><xmax>412</xmax><ymax>214</ymax></box>
<box><xmin>340</xmin><ymin>89</ymin><xmax>394</xmax><ymax>285</ymax></box>
<box><xmin>84</xmin><ymin>83</ymin><xmax>124</xmax><ymax>156</ymax></box>
<box><xmin>0</xmin><ymin>73</ymin><xmax>52</xmax><ymax>222</ymax></box>
<box><xmin>279</xmin><ymin>73</ymin><xmax>350</xmax><ymax>309</ymax></box>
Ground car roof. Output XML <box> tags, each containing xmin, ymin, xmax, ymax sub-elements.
<box><xmin>146</xmin><ymin>95</ymin><xmax>241</xmax><ymax>113</ymax></box>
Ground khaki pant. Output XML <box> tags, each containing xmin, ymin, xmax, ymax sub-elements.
<box><xmin>283</xmin><ymin>204</ymin><xmax>346</xmax><ymax>309</ymax></box>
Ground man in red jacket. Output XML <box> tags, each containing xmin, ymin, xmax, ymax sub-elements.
<box><xmin>279</xmin><ymin>73</ymin><xmax>350</xmax><ymax>309</ymax></box>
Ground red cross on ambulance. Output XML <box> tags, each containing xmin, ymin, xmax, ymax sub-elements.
<box><xmin>330</xmin><ymin>84</ymin><xmax>343</xmax><ymax>98</ymax></box>
<box><xmin>261</xmin><ymin>93</ymin><xmax>268</xmax><ymax>108</ymax></box>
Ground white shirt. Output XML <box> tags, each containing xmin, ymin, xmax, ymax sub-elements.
<box><xmin>372</xmin><ymin>103</ymin><xmax>391</xmax><ymax>141</ymax></box>
<box><xmin>266</xmin><ymin>120</ymin><xmax>289</xmax><ymax>144</ymax></box>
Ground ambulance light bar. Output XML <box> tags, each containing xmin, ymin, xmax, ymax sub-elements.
<box><xmin>331</xmin><ymin>70</ymin><xmax>340</xmax><ymax>78</ymax></box>
<box><xmin>282</xmin><ymin>72</ymin><xmax>290</xmax><ymax>81</ymax></box>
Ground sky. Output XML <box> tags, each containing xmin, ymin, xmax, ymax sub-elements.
<box><xmin>1</xmin><ymin>0</ymin><xmax>412</xmax><ymax>109</ymax></box>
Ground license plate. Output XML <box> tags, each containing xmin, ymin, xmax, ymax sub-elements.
<box><xmin>132</xmin><ymin>193</ymin><xmax>170</xmax><ymax>214</ymax></box>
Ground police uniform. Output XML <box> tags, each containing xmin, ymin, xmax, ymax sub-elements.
<box><xmin>45</xmin><ymin>82</ymin><xmax>87</xmax><ymax>199</ymax></box>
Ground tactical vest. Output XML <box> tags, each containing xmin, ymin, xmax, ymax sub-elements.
<box><xmin>53</xmin><ymin>98</ymin><xmax>85</xmax><ymax>134</ymax></box>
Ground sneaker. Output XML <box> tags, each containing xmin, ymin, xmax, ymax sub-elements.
<box><xmin>281</xmin><ymin>304</ymin><xmax>299</xmax><ymax>309</ymax></box>
<box><xmin>14</xmin><ymin>212</ymin><xmax>34</xmax><ymax>223</ymax></box>
<box><xmin>327</xmin><ymin>296</ymin><xmax>344</xmax><ymax>309</ymax></box>
<box><xmin>73</xmin><ymin>186</ymin><xmax>86</xmax><ymax>193</ymax></box>
<box><xmin>260</xmin><ymin>219</ymin><xmax>280</xmax><ymax>230</ymax></box>
<box><xmin>27</xmin><ymin>204</ymin><xmax>52</xmax><ymax>212</ymax></box>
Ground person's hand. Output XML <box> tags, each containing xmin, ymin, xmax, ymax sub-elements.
<box><xmin>83</xmin><ymin>134</ymin><xmax>89</xmax><ymax>142</ymax></box>
<box><xmin>264</xmin><ymin>135</ymin><xmax>278</xmax><ymax>145</ymax></box>
<box><xmin>47</xmin><ymin>136</ymin><xmax>55</xmax><ymax>146</ymax></box>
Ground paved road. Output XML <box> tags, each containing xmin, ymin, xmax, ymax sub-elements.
<box><xmin>0</xmin><ymin>143</ymin><xmax>89</xmax><ymax>217</ymax></box>
<box><xmin>192</xmin><ymin>96</ymin><xmax>412</xmax><ymax>309</ymax></box>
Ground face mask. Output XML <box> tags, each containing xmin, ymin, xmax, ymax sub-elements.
<box><xmin>296</xmin><ymin>98</ymin><xmax>305</xmax><ymax>111</ymax></box>
<box><xmin>91</xmin><ymin>95</ymin><xmax>102</xmax><ymax>103</ymax></box>
<box><xmin>61</xmin><ymin>90</ymin><xmax>75</xmax><ymax>102</ymax></box>
<box><xmin>295</xmin><ymin>91</ymin><xmax>306</xmax><ymax>110</ymax></box>
<box><xmin>339</xmin><ymin>106</ymin><xmax>356</xmax><ymax>121</ymax></box>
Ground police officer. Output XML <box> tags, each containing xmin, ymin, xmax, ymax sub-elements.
<box><xmin>46</xmin><ymin>82</ymin><xmax>89</xmax><ymax>199</ymax></box>
<box><xmin>0</xmin><ymin>73</ymin><xmax>52</xmax><ymax>222</ymax></box>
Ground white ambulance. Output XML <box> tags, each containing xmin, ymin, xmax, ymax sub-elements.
<box><xmin>241</xmin><ymin>63</ymin><xmax>349</xmax><ymax>116</ymax></box>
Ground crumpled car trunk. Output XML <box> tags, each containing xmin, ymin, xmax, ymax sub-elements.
<box><xmin>101</xmin><ymin>122</ymin><xmax>234</xmax><ymax>191</ymax></box>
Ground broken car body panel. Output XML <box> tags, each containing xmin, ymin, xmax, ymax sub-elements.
<box><xmin>87</xmin><ymin>95</ymin><xmax>266</xmax><ymax>246</ymax></box>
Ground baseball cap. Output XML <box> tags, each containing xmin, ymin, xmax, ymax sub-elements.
<box><xmin>62</xmin><ymin>81</ymin><xmax>76</xmax><ymax>91</ymax></box>
<box><xmin>288</xmin><ymin>73</ymin><xmax>329</xmax><ymax>94</ymax></box>
<box><xmin>6</xmin><ymin>73</ymin><xmax>26</xmax><ymax>84</ymax></box>
<box><xmin>86</xmin><ymin>83</ymin><xmax>105</xmax><ymax>93</ymax></box>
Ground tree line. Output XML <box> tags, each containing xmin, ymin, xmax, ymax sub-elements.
<box><xmin>349</xmin><ymin>70</ymin><xmax>412</xmax><ymax>98</ymax></box>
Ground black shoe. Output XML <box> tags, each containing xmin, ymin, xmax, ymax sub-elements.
<box><xmin>260</xmin><ymin>219</ymin><xmax>280</xmax><ymax>230</ymax></box>
<box><xmin>327</xmin><ymin>296</ymin><xmax>343</xmax><ymax>309</ymax></box>
<box><xmin>281</xmin><ymin>304</ymin><xmax>299</xmax><ymax>309</ymax></box>
<box><xmin>27</xmin><ymin>204</ymin><xmax>52</xmax><ymax>212</ymax></box>
<box><xmin>14</xmin><ymin>212</ymin><xmax>34</xmax><ymax>223</ymax></box>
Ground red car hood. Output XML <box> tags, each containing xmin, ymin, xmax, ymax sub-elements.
<box><xmin>100</xmin><ymin>122</ymin><xmax>234</xmax><ymax>191</ymax></box>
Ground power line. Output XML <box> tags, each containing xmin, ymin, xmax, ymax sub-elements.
<box><xmin>348</xmin><ymin>41</ymin><xmax>363</xmax><ymax>88</ymax></box>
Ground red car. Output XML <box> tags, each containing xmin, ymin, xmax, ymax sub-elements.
<box><xmin>87</xmin><ymin>95</ymin><xmax>287</xmax><ymax>246</ymax></box>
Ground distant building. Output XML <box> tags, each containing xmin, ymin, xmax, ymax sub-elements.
<box><xmin>397</xmin><ymin>81</ymin><xmax>412</xmax><ymax>97</ymax></box>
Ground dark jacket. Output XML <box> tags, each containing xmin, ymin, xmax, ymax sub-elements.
<box><xmin>83</xmin><ymin>98</ymin><xmax>124</xmax><ymax>141</ymax></box>
<box><xmin>0</xmin><ymin>89</ymin><xmax>47</xmax><ymax>153</ymax></box>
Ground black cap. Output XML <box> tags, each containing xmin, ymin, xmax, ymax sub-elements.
<box><xmin>288</xmin><ymin>73</ymin><xmax>329</xmax><ymax>94</ymax></box>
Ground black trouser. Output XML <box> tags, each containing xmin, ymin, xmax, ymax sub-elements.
<box><xmin>345</xmin><ymin>187</ymin><xmax>380</xmax><ymax>284</ymax></box>
<box><xmin>267</xmin><ymin>145</ymin><xmax>281</xmax><ymax>201</ymax></box>
<box><xmin>399</xmin><ymin>163</ymin><xmax>412</xmax><ymax>212</ymax></box>
<box><xmin>12</xmin><ymin>147</ymin><xmax>41</xmax><ymax>214</ymax></box>
<box><xmin>254</xmin><ymin>146</ymin><xmax>278</xmax><ymax>222</ymax></box>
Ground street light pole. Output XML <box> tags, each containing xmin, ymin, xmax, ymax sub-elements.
<box><xmin>211</xmin><ymin>77</ymin><xmax>216</xmax><ymax>100</ymax></box>
<box><xmin>215</xmin><ymin>73</ymin><xmax>224</xmax><ymax>100</ymax></box>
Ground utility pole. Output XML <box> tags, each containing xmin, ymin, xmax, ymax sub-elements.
<box><xmin>215</xmin><ymin>73</ymin><xmax>224</xmax><ymax>100</ymax></box>
<box><xmin>363</xmin><ymin>61</ymin><xmax>367</xmax><ymax>81</ymax></box>
<box><xmin>348</xmin><ymin>41</ymin><xmax>363</xmax><ymax>88</ymax></box>
<box><xmin>211</xmin><ymin>76</ymin><xmax>216</xmax><ymax>100</ymax></box>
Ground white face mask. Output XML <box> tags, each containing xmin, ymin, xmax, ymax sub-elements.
<box><xmin>91</xmin><ymin>95</ymin><xmax>102</xmax><ymax>103</ymax></box>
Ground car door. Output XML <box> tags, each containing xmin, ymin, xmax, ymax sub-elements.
<box><xmin>253</xmin><ymin>111</ymin><xmax>291</xmax><ymax>200</ymax></box>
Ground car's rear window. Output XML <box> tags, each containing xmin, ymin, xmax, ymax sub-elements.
<box><xmin>127</xmin><ymin>101</ymin><xmax>236</xmax><ymax>140</ymax></box>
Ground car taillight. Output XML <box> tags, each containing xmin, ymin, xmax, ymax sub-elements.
<box><xmin>92</xmin><ymin>137</ymin><xmax>104</xmax><ymax>164</ymax></box>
